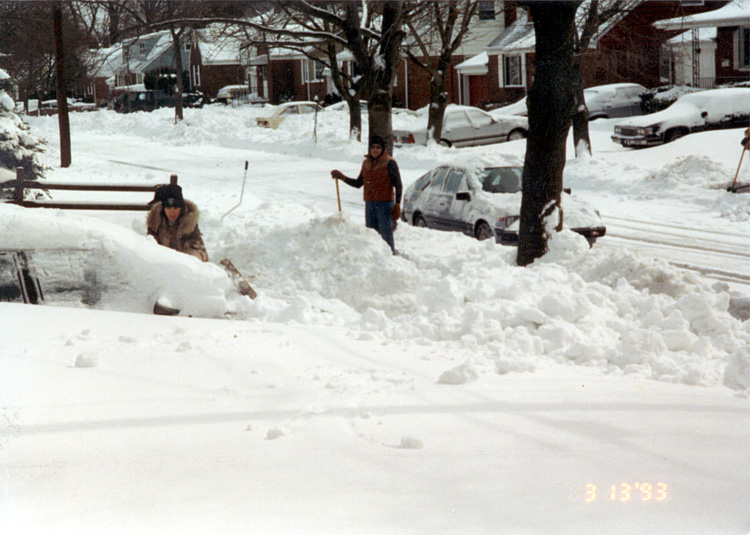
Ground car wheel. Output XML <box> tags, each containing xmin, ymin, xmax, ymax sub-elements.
<box><xmin>413</xmin><ymin>213</ymin><xmax>427</xmax><ymax>227</ymax></box>
<box><xmin>665</xmin><ymin>128</ymin><xmax>688</xmax><ymax>143</ymax></box>
<box><xmin>475</xmin><ymin>221</ymin><xmax>493</xmax><ymax>241</ymax></box>
<box><xmin>438</xmin><ymin>139</ymin><xmax>452</xmax><ymax>147</ymax></box>
<box><xmin>589</xmin><ymin>115</ymin><xmax>608</xmax><ymax>121</ymax></box>
<box><xmin>507</xmin><ymin>129</ymin><xmax>527</xmax><ymax>141</ymax></box>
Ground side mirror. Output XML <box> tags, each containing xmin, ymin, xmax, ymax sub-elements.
<box><xmin>456</xmin><ymin>192</ymin><xmax>471</xmax><ymax>201</ymax></box>
<box><xmin>701</xmin><ymin>111</ymin><xmax>708</xmax><ymax>119</ymax></box>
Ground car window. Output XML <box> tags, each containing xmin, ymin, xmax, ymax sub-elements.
<box><xmin>412</xmin><ymin>171</ymin><xmax>433</xmax><ymax>192</ymax></box>
<box><xmin>444</xmin><ymin>169</ymin><xmax>465</xmax><ymax>194</ymax></box>
<box><xmin>446</xmin><ymin>111</ymin><xmax>471</xmax><ymax>129</ymax></box>
<box><xmin>466</xmin><ymin>110</ymin><xmax>493</xmax><ymax>128</ymax></box>
<box><xmin>280</xmin><ymin>106</ymin><xmax>298</xmax><ymax>116</ymax></box>
<box><xmin>427</xmin><ymin>167</ymin><xmax>450</xmax><ymax>192</ymax></box>
<box><xmin>480</xmin><ymin>167</ymin><xmax>522</xmax><ymax>193</ymax></box>
<box><xmin>299</xmin><ymin>105</ymin><xmax>317</xmax><ymax>115</ymax></box>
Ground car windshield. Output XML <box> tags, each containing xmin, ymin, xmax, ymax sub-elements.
<box><xmin>479</xmin><ymin>167</ymin><xmax>522</xmax><ymax>193</ymax></box>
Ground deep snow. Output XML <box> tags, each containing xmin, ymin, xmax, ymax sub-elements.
<box><xmin>1</xmin><ymin>100</ymin><xmax>748</xmax><ymax>534</ymax></box>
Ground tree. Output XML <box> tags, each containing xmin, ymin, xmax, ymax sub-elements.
<box><xmin>570</xmin><ymin>0</ymin><xmax>640</xmax><ymax>158</ymax></box>
<box><xmin>53</xmin><ymin>0</ymin><xmax>71</xmax><ymax>167</ymax></box>
<box><xmin>516</xmin><ymin>1</ymin><xmax>581</xmax><ymax>267</ymax></box>
<box><xmin>404</xmin><ymin>0</ymin><xmax>478</xmax><ymax>143</ymax></box>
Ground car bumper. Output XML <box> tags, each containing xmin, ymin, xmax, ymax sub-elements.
<box><xmin>494</xmin><ymin>226</ymin><xmax>607</xmax><ymax>246</ymax></box>
<box><xmin>611</xmin><ymin>134</ymin><xmax>662</xmax><ymax>147</ymax></box>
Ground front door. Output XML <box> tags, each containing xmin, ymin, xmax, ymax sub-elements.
<box><xmin>469</xmin><ymin>75</ymin><xmax>487</xmax><ymax>107</ymax></box>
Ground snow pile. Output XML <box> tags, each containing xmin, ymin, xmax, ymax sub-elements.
<box><xmin>643</xmin><ymin>155</ymin><xmax>730</xmax><ymax>189</ymax></box>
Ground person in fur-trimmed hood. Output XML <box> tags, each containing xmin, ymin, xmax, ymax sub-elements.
<box><xmin>146</xmin><ymin>184</ymin><xmax>209</xmax><ymax>262</ymax></box>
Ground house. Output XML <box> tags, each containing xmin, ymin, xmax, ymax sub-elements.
<box><xmin>654</xmin><ymin>0</ymin><xmax>750</xmax><ymax>87</ymax></box>
<box><xmin>189</xmin><ymin>34</ymin><xmax>246</xmax><ymax>99</ymax></box>
<box><xmin>662</xmin><ymin>27</ymin><xmax>718</xmax><ymax>88</ymax></box>
<box><xmin>470</xmin><ymin>0</ymin><xmax>728</xmax><ymax>108</ymax></box>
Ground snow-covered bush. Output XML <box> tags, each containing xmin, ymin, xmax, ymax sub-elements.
<box><xmin>0</xmin><ymin>68</ymin><xmax>49</xmax><ymax>180</ymax></box>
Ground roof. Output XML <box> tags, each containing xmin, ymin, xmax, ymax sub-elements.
<box><xmin>654</xmin><ymin>0</ymin><xmax>750</xmax><ymax>30</ymax></box>
<box><xmin>666</xmin><ymin>26</ymin><xmax>717</xmax><ymax>46</ymax></box>
<box><xmin>455</xmin><ymin>52</ymin><xmax>488</xmax><ymax>75</ymax></box>
<box><xmin>486</xmin><ymin>0</ymin><xmax>643</xmax><ymax>54</ymax></box>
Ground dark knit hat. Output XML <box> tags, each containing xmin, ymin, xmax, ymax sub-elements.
<box><xmin>160</xmin><ymin>184</ymin><xmax>184</xmax><ymax>208</ymax></box>
<box><xmin>370</xmin><ymin>135</ymin><xmax>386</xmax><ymax>149</ymax></box>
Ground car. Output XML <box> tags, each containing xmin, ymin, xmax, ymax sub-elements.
<box><xmin>394</xmin><ymin>105</ymin><xmax>528</xmax><ymax>148</ymax></box>
<box><xmin>326</xmin><ymin>100</ymin><xmax>367</xmax><ymax>112</ymax></box>
<box><xmin>256</xmin><ymin>101</ymin><xmax>325</xmax><ymax>129</ymax></box>
<box><xmin>611</xmin><ymin>87</ymin><xmax>750</xmax><ymax>148</ymax></box>
<box><xmin>112</xmin><ymin>90</ymin><xmax>174</xmax><ymax>113</ymax></box>
<box><xmin>401</xmin><ymin>164</ymin><xmax>606</xmax><ymax>246</ymax></box>
<box><xmin>490</xmin><ymin>83</ymin><xmax>647</xmax><ymax>120</ymax></box>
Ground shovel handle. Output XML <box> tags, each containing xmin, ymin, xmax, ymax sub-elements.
<box><xmin>335</xmin><ymin>177</ymin><xmax>342</xmax><ymax>212</ymax></box>
<box><xmin>730</xmin><ymin>148</ymin><xmax>747</xmax><ymax>190</ymax></box>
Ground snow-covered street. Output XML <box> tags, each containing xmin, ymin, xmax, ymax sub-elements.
<box><xmin>1</xmin><ymin>103</ymin><xmax>749</xmax><ymax>534</ymax></box>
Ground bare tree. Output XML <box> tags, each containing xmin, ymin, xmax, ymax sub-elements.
<box><xmin>53</xmin><ymin>0</ymin><xmax>71</xmax><ymax>167</ymax></box>
<box><xmin>404</xmin><ymin>0</ymin><xmax>478</xmax><ymax>143</ymax></box>
<box><xmin>571</xmin><ymin>0</ymin><xmax>640</xmax><ymax>157</ymax></box>
<box><xmin>517</xmin><ymin>0</ymin><xmax>581</xmax><ymax>267</ymax></box>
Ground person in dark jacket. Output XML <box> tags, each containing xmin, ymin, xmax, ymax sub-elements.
<box><xmin>331</xmin><ymin>135</ymin><xmax>403</xmax><ymax>254</ymax></box>
<box><xmin>146</xmin><ymin>184</ymin><xmax>209</xmax><ymax>262</ymax></box>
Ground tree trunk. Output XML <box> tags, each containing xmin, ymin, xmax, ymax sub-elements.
<box><xmin>367</xmin><ymin>0</ymin><xmax>405</xmax><ymax>154</ymax></box>
<box><xmin>516</xmin><ymin>1</ymin><xmax>579</xmax><ymax>267</ymax></box>
<box><xmin>427</xmin><ymin>56</ymin><xmax>450</xmax><ymax>142</ymax></box>
<box><xmin>170</xmin><ymin>27</ymin><xmax>184</xmax><ymax>122</ymax></box>
<box><xmin>571</xmin><ymin>55</ymin><xmax>591</xmax><ymax>157</ymax></box>
<box><xmin>52</xmin><ymin>1</ymin><xmax>71</xmax><ymax>168</ymax></box>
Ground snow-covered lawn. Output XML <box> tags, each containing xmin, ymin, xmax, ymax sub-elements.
<box><xmin>1</xmin><ymin>103</ymin><xmax>748</xmax><ymax>534</ymax></box>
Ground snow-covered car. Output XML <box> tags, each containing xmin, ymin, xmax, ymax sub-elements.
<box><xmin>401</xmin><ymin>164</ymin><xmax>606</xmax><ymax>245</ymax></box>
<box><xmin>612</xmin><ymin>87</ymin><xmax>750</xmax><ymax>148</ymax></box>
<box><xmin>393</xmin><ymin>105</ymin><xmax>528</xmax><ymax>148</ymax></box>
<box><xmin>490</xmin><ymin>83</ymin><xmax>646</xmax><ymax>120</ymax></box>
<box><xmin>256</xmin><ymin>101</ymin><xmax>325</xmax><ymax>129</ymax></box>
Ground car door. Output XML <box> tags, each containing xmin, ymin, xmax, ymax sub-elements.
<box><xmin>442</xmin><ymin>110</ymin><xmax>474</xmax><ymax>146</ymax></box>
<box><xmin>441</xmin><ymin>169</ymin><xmax>474</xmax><ymax>235</ymax></box>
<box><xmin>418</xmin><ymin>167</ymin><xmax>451</xmax><ymax>228</ymax></box>
<box><xmin>465</xmin><ymin>109</ymin><xmax>504</xmax><ymax>146</ymax></box>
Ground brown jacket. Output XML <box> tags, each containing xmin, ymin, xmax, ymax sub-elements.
<box><xmin>146</xmin><ymin>199</ymin><xmax>209</xmax><ymax>262</ymax></box>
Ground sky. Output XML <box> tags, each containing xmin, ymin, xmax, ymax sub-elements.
<box><xmin>1</xmin><ymin>96</ymin><xmax>749</xmax><ymax>535</ymax></box>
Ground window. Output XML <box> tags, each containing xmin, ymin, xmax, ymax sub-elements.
<box><xmin>184</xmin><ymin>42</ymin><xmax>191</xmax><ymax>52</ymax></box>
<box><xmin>444</xmin><ymin>170</ymin><xmax>465</xmax><ymax>194</ymax></box>
<box><xmin>478</xmin><ymin>1</ymin><xmax>495</xmax><ymax>20</ymax></box>
<box><xmin>315</xmin><ymin>60</ymin><xmax>325</xmax><ymax>81</ymax></box>
<box><xmin>428</xmin><ymin>167</ymin><xmax>451</xmax><ymax>192</ymax></box>
<box><xmin>466</xmin><ymin>110</ymin><xmax>492</xmax><ymax>128</ymax></box>
<box><xmin>503</xmin><ymin>56</ymin><xmax>522</xmax><ymax>86</ymax></box>
<box><xmin>740</xmin><ymin>28</ymin><xmax>750</xmax><ymax>69</ymax></box>
<box><xmin>139</xmin><ymin>42</ymin><xmax>147</xmax><ymax>56</ymax></box>
<box><xmin>446</xmin><ymin>111</ymin><xmax>471</xmax><ymax>129</ymax></box>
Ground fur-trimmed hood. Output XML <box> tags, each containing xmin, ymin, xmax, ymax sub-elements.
<box><xmin>147</xmin><ymin>199</ymin><xmax>200</xmax><ymax>236</ymax></box>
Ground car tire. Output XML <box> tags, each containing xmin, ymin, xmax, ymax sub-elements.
<box><xmin>413</xmin><ymin>213</ymin><xmax>427</xmax><ymax>228</ymax></box>
<box><xmin>665</xmin><ymin>128</ymin><xmax>688</xmax><ymax>143</ymax></box>
<box><xmin>507</xmin><ymin>129</ymin><xmax>527</xmax><ymax>141</ymax></box>
<box><xmin>438</xmin><ymin>139</ymin><xmax>452</xmax><ymax>147</ymax></box>
<box><xmin>475</xmin><ymin>221</ymin><xmax>493</xmax><ymax>241</ymax></box>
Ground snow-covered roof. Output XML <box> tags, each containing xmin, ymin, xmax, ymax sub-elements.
<box><xmin>654</xmin><ymin>0</ymin><xmax>750</xmax><ymax>30</ymax></box>
<box><xmin>487</xmin><ymin>1</ymin><xmax>643</xmax><ymax>54</ymax></box>
<box><xmin>666</xmin><ymin>26</ymin><xmax>717</xmax><ymax>46</ymax></box>
<box><xmin>455</xmin><ymin>52</ymin><xmax>488</xmax><ymax>75</ymax></box>
<box><xmin>0</xmin><ymin>68</ymin><xmax>9</xmax><ymax>80</ymax></box>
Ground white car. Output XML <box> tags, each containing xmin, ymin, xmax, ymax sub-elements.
<box><xmin>491</xmin><ymin>83</ymin><xmax>646</xmax><ymax>120</ymax></box>
<box><xmin>612</xmin><ymin>87</ymin><xmax>750</xmax><ymax>148</ymax></box>
<box><xmin>402</xmin><ymin>164</ymin><xmax>606</xmax><ymax>245</ymax></box>
<box><xmin>393</xmin><ymin>105</ymin><xmax>528</xmax><ymax>148</ymax></box>
<box><xmin>256</xmin><ymin>101</ymin><xmax>325</xmax><ymax>129</ymax></box>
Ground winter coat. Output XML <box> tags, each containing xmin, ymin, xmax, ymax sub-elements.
<box><xmin>146</xmin><ymin>199</ymin><xmax>209</xmax><ymax>262</ymax></box>
<box><xmin>344</xmin><ymin>153</ymin><xmax>403</xmax><ymax>203</ymax></box>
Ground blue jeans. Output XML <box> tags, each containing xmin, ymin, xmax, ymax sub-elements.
<box><xmin>365</xmin><ymin>201</ymin><xmax>395</xmax><ymax>253</ymax></box>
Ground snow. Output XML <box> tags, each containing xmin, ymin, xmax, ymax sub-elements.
<box><xmin>1</xmin><ymin>102</ymin><xmax>749</xmax><ymax>534</ymax></box>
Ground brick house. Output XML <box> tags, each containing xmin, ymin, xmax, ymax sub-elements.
<box><xmin>189</xmin><ymin>38</ymin><xmax>246</xmax><ymax>99</ymax></box>
<box><xmin>473</xmin><ymin>0</ymin><xmax>729</xmax><ymax>108</ymax></box>
<box><xmin>654</xmin><ymin>0</ymin><xmax>750</xmax><ymax>87</ymax></box>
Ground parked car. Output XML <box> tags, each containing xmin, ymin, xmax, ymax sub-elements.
<box><xmin>401</xmin><ymin>164</ymin><xmax>606</xmax><ymax>245</ymax></box>
<box><xmin>112</xmin><ymin>90</ymin><xmax>174</xmax><ymax>113</ymax></box>
<box><xmin>394</xmin><ymin>105</ymin><xmax>528</xmax><ymax>148</ymax></box>
<box><xmin>490</xmin><ymin>83</ymin><xmax>647</xmax><ymax>120</ymax></box>
<box><xmin>611</xmin><ymin>87</ymin><xmax>750</xmax><ymax>148</ymax></box>
<box><xmin>256</xmin><ymin>101</ymin><xmax>325</xmax><ymax>129</ymax></box>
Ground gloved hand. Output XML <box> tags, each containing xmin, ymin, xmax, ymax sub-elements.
<box><xmin>391</xmin><ymin>203</ymin><xmax>401</xmax><ymax>221</ymax></box>
<box><xmin>331</xmin><ymin>169</ymin><xmax>346</xmax><ymax>180</ymax></box>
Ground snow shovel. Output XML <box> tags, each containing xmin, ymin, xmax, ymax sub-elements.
<box><xmin>334</xmin><ymin>174</ymin><xmax>342</xmax><ymax>212</ymax></box>
<box><xmin>219</xmin><ymin>258</ymin><xmax>257</xmax><ymax>299</ymax></box>
<box><xmin>728</xmin><ymin>129</ymin><xmax>750</xmax><ymax>193</ymax></box>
